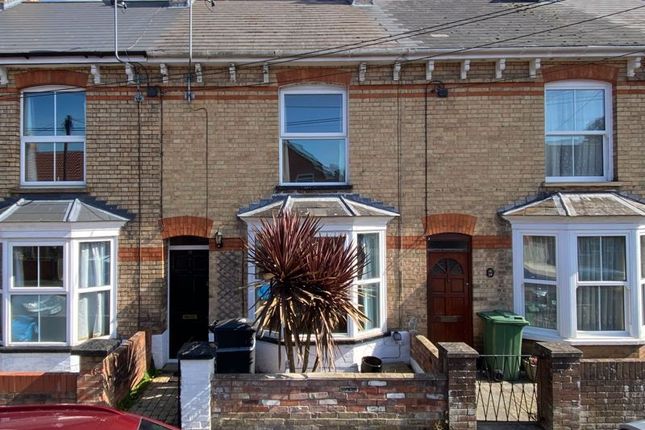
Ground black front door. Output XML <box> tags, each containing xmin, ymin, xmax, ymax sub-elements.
<box><xmin>169</xmin><ymin>249</ymin><xmax>209</xmax><ymax>358</ymax></box>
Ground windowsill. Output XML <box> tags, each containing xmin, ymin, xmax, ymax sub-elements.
<box><xmin>523</xmin><ymin>332</ymin><xmax>645</xmax><ymax>345</ymax></box>
<box><xmin>0</xmin><ymin>345</ymin><xmax>72</xmax><ymax>353</ymax></box>
<box><xmin>275</xmin><ymin>184</ymin><xmax>353</xmax><ymax>193</ymax></box>
<box><xmin>542</xmin><ymin>181</ymin><xmax>623</xmax><ymax>189</ymax></box>
<box><xmin>11</xmin><ymin>186</ymin><xmax>88</xmax><ymax>195</ymax></box>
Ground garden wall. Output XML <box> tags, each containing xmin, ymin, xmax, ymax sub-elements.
<box><xmin>0</xmin><ymin>331</ymin><xmax>150</xmax><ymax>407</ymax></box>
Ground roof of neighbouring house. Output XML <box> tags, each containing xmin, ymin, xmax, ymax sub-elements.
<box><xmin>501</xmin><ymin>192</ymin><xmax>645</xmax><ymax>217</ymax></box>
<box><xmin>1</xmin><ymin>0</ymin><xmax>645</xmax><ymax>58</ymax></box>
<box><xmin>237</xmin><ymin>193</ymin><xmax>399</xmax><ymax>219</ymax></box>
<box><xmin>0</xmin><ymin>196</ymin><xmax>131</xmax><ymax>223</ymax></box>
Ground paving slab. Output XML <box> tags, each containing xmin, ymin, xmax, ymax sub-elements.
<box><xmin>128</xmin><ymin>370</ymin><xmax>179</xmax><ymax>427</ymax></box>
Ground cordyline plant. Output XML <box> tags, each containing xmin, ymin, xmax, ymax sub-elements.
<box><xmin>248</xmin><ymin>210</ymin><xmax>367</xmax><ymax>373</ymax></box>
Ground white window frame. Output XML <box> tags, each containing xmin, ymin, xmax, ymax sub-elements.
<box><xmin>20</xmin><ymin>85</ymin><xmax>86</xmax><ymax>187</ymax></box>
<box><xmin>511</xmin><ymin>221</ymin><xmax>644</xmax><ymax>343</ymax></box>
<box><xmin>279</xmin><ymin>85</ymin><xmax>349</xmax><ymax>186</ymax></box>
<box><xmin>544</xmin><ymin>80</ymin><xmax>613</xmax><ymax>183</ymax></box>
<box><xmin>0</xmin><ymin>234</ymin><xmax>118</xmax><ymax>347</ymax></box>
<box><xmin>245</xmin><ymin>221</ymin><xmax>387</xmax><ymax>340</ymax></box>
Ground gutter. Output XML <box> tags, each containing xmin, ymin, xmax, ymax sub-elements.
<box><xmin>0</xmin><ymin>46</ymin><xmax>643</xmax><ymax>66</ymax></box>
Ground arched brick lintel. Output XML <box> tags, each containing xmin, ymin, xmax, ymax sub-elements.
<box><xmin>423</xmin><ymin>213</ymin><xmax>477</xmax><ymax>236</ymax></box>
<box><xmin>542</xmin><ymin>64</ymin><xmax>618</xmax><ymax>83</ymax></box>
<box><xmin>276</xmin><ymin>68</ymin><xmax>352</xmax><ymax>87</ymax></box>
<box><xmin>14</xmin><ymin>70</ymin><xmax>89</xmax><ymax>90</ymax></box>
<box><xmin>160</xmin><ymin>216</ymin><xmax>213</xmax><ymax>240</ymax></box>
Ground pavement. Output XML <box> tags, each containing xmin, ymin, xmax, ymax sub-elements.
<box><xmin>128</xmin><ymin>366</ymin><xmax>179</xmax><ymax>428</ymax></box>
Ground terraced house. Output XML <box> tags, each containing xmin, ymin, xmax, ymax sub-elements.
<box><xmin>0</xmin><ymin>0</ymin><xmax>644</xmax><ymax>371</ymax></box>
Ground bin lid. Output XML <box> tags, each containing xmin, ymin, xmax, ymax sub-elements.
<box><xmin>477</xmin><ymin>310</ymin><xmax>530</xmax><ymax>325</ymax></box>
<box><xmin>211</xmin><ymin>318</ymin><xmax>256</xmax><ymax>334</ymax></box>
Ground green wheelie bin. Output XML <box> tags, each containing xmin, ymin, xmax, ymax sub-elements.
<box><xmin>477</xmin><ymin>310</ymin><xmax>529</xmax><ymax>380</ymax></box>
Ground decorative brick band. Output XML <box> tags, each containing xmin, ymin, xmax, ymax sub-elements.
<box><xmin>387</xmin><ymin>234</ymin><xmax>510</xmax><ymax>250</ymax></box>
<box><xmin>209</xmin><ymin>237</ymin><xmax>245</xmax><ymax>251</ymax></box>
<box><xmin>159</xmin><ymin>216</ymin><xmax>213</xmax><ymax>239</ymax></box>
<box><xmin>119</xmin><ymin>247</ymin><xmax>164</xmax><ymax>262</ymax></box>
<box><xmin>423</xmin><ymin>213</ymin><xmax>477</xmax><ymax>236</ymax></box>
<box><xmin>14</xmin><ymin>70</ymin><xmax>89</xmax><ymax>89</ymax></box>
<box><xmin>276</xmin><ymin>68</ymin><xmax>351</xmax><ymax>87</ymax></box>
<box><xmin>542</xmin><ymin>63</ymin><xmax>618</xmax><ymax>83</ymax></box>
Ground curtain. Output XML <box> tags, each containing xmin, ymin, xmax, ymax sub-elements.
<box><xmin>358</xmin><ymin>233</ymin><xmax>379</xmax><ymax>280</ymax></box>
<box><xmin>577</xmin><ymin>286</ymin><xmax>624</xmax><ymax>331</ymax></box>
<box><xmin>80</xmin><ymin>242</ymin><xmax>109</xmax><ymax>288</ymax></box>
<box><xmin>523</xmin><ymin>236</ymin><xmax>556</xmax><ymax>281</ymax></box>
<box><xmin>12</xmin><ymin>247</ymin><xmax>24</xmax><ymax>287</ymax></box>
<box><xmin>78</xmin><ymin>291</ymin><xmax>108</xmax><ymax>340</ymax></box>
<box><xmin>78</xmin><ymin>242</ymin><xmax>110</xmax><ymax>340</ymax></box>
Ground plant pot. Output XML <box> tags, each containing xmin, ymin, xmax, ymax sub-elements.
<box><xmin>523</xmin><ymin>358</ymin><xmax>537</xmax><ymax>381</ymax></box>
<box><xmin>361</xmin><ymin>356</ymin><xmax>382</xmax><ymax>373</ymax></box>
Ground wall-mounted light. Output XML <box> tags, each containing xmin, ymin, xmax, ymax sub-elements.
<box><xmin>215</xmin><ymin>228</ymin><xmax>224</xmax><ymax>248</ymax></box>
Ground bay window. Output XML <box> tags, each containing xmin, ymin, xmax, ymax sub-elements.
<box><xmin>545</xmin><ymin>81</ymin><xmax>612</xmax><ymax>182</ymax></box>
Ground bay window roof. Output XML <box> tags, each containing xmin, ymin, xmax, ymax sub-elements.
<box><xmin>0</xmin><ymin>197</ymin><xmax>130</xmax><ymax>224</ymax></box>
<box><xmin>502</xmin><ymin>192</ymin><xmax>645</xmax><ymax>218</ymax></box>
<box><xmin>238</xmin><ymin>194</ymin><xmax>399</xmax><ymax>219</ymax></box>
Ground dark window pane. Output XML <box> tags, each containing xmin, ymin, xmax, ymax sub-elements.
<box><xmin>54</xmin><ymin>142</ymin><xmax>84</xmax><ymax>182</ymax></box>
<box><xmin>572</xmin><ymin>135</ymin><xmax>603</xmax><ymax>177</ymax></box>
<box><xmin>23</xmin><ymin>92</ymin><xmax>55</xmax><ymax>136</ymax></box>
<box><xmin>139</xmin><ymin>419</ymin><xmax>173</xmax><ymax>430</ymax></box>
<box><xmin>13</xmin><ymin>247</ymin><xmax>38</xmax><ymax>287</ymax></box>
<box><xmin>283</xmin><ymin>139</ymin><xmax>345</xmax><ymax>183</ymax></box>
<box><xmin>13</xmin><ymin>246</ymin><xmax>63</xmax><ymax>288</ymax></box>
<box><xmin>577</xmin><ymin>286</ymin><xmax>624</xmax><ymax>331</ymax></box>
<box><xmin>284</xmin><ymin>94</ymin><xmax>343</xmax><ymax>134</ymax></box>
<box><xmin>39</xmin><ymin>246</ymin><xmax>64</xmax><ymax>287</ymax></box>
<box><xmin>24</xmin><ymin>142</ymin><xmax>55</xmax><ymax>182</ymax></box>
<box><xmin>56</xmin><ymin>91</ymin><xmax>85</xmax><ymax>136</ymax></box>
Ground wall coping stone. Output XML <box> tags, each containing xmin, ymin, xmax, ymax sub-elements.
<box><xmin>0</xmin><ymin>346</ymin><xmax>72</xmax><ymax>353</ymax></box>
<box><xmin>71</xmin><ymin>339</ymin><xmax>121</xmax><ymax>357</ymax></box>
<box><xmin>214</xmin><ymin>372</ymin><xmax>445</xmax><ymax>381</ymax></box>
<box><xmin>536</xmin><ymin>341</ymin><xmax>583</xmax><ymax>358</ymax></box>
<box><xmin>438</xmin><ymin>342</ymin><xmax>479</xmax><ymax>358</ymax></box>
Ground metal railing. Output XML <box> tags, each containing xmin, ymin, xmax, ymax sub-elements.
<box><xmin>476</xmin><ymin>354</ymin><xmax>538</xmax><ymax>422</ymax></box>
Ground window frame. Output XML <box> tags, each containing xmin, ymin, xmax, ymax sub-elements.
<box><xmin>512</xmin><ymin>223</ymin><xmax>643</xmax><ymax>343</ymax></box>
<box><xmin>521</xmin><ymin>234</ymin><xmax>559</xmax><ymax>332</ymax></box>
<box><xmin>1</xmin><ymin>236</ymin><xmax>117</xmax><ymax>347</ymax></box>
<box><xmin>279</xmin><ymin>85</ymin><xmax>349</xmax><ymax>186</ymax></box>
<box><xmin>544</xmin><ymin>80</ymin><xmax>613</xmax><ymax>183</ymax></box>
<box><xmin>20</xmin><ymin>85</ymin><xmax>86</xmax><ymax>187</ymax></box>
<box><xmin>246</xmin><ymin>222</ymin><xmax>387</xmax><ymax>340</ymax></box>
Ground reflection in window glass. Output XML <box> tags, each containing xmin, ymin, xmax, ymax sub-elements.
<box><xmin>282</xmin><ymin>139</ymin><xmax>345</xmax><ymax>183</ymax></box>
<box><xmin>23</xmin><ymin>92</ymin><xmax>55</xmax><ymax>136</ymax></box>
<box><xmin>578</xmin><ymin>236</ymin><xmax>626</xmax><ymax>282</ymax></box>
<box><xmin>284</xmin><ymin>94</ymin><xmax>343</xmax><ymax>134</ymax></box>
<box><xmin>11</xmin><ymin>295</ymin><xmax>67</xmax><ymax>342</ymax></box>
<box><xmin>524</xmin><ymin>283</ymin><xmax>557</xmax><ymax>330</ymax></box>
<box><xmin>56</xmin><ymin>92</ymin><xmax>86</xmax><ymax>136</ymax></box>
<box><xmin>358</xmin><ymin>233</ymin><xmax>379</xmax><ymax>280</ymax></box>
<box><xmin>546</xmin><ymin>89</ymin><xmax>605</xmax><ymax>132</ymax></box>
<box><xmin>523</xmin><ymin>236</ymin><xmax>556</xmax><ymax>281</ymax></box>
<box><xmin>13</xmin><ymin>246</ymin><xmax>63</xmax><ymax>288</ymax></box>
<box><xmin>359</xmin><ymin>282</ymin><xmax>379</xmax><ymax>331</ymax></box>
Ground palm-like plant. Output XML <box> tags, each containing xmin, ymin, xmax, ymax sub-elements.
<box><xmin>249</xmin><ymin>211</ymin><xmax>367</xmax><ymax>372</ymax></box>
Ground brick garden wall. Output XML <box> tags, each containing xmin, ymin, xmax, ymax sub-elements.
<box><xmin>410</xmin><ymin>334</ymin><xmax>440</xmax><ymax>373</ymax></box>
<box><xmin>579</xmin><ymin>358</ymin><xmax>645</xmax><ymax>429</ymax></box>
<box><xmin>212</xmin><ymin>373</ymin><xmax>447</xmax><ymax>429</ymax></box>
<box><xmin>77</xmin><ymin>331</ymin><xmax>151</xmax><ymax>406</ymax></box>
<box><xmin>0</xmin><ymin>372</ymin><xmax>77</xmax><ymax>405</ymax></box>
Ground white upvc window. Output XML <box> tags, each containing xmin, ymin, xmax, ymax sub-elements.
<box><xmin>21</xmin><ymin>86</ymin><xmax>86</xmax><ymax>186</ymax></box>
<box><xmin>279</xmin><ymin>86</ymin><xmax>348</xmax><ymax>185</ymax></box>
<box><xmin>544</xmin><ymin>80</ymin><xmax>612</xmax><ymax>183</ymax></box>
<box><xmin>512</xmin><ymin>224</ymin><xmax>644</xmax><ymax>342</ymax></box>
<box><xmin>1</xmin><ymin>237</ymin><xmax>117</xmax><ymax>346</ymax></box>
<box><xmin>247</xmin><ymin>224</ymin><xmax>387</xmax><ymax>339</ymax></box>
<box><xmin>640</xmin><ymin>235</ymin><xmax>645</xmax><ymax>329</ymax></box>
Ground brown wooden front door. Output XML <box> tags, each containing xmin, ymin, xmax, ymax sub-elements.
<box><xmin>427</xmin><ymin>234</ymin><xmax>473</xmax><ymax>345</ymax></box>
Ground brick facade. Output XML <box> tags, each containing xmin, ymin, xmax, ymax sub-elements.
<box><xmin>0</xmin><ymin>58</ymin><xmax>643</xmax><ymax>353</ymax></box>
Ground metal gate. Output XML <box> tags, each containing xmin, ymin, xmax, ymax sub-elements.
<box><xmin>476</xmin><ymin>354</ymin><xmax>538</xmax><ymax>422</ymax></box>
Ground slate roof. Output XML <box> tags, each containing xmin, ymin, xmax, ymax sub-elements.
<box><xmin>1</xmin><ymin>0</ymin><xmax>644</xmax><ymax>58</ymax></box>
<box><xmin>502</xmin><ymin>192</ymin><xmax>645</xmax><ymax>217</ymax></box>
<box><xmin>0</xmin><ymin>195</ymin><xmax>132</xmax><ymax>223</ymax></box>
<box><xmin>238</xmin><ymin>193</ymin><xmax>399</xmax><ymax>218</ymax></box>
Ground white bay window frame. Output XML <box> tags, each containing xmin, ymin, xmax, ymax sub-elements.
<box><xmin>245</xmin><ymin>219</ymin><xmax>388</xmax><ymax>339</ymax></box>
<box><xmin>20</xmin><ymin>85</ymin><xmax>86</xmax><ymax>187</ymax></box>
<box><xmin>544</xmin><ymin>80</ymin><xmax>613</xmax><ymax>183</ymax></box>
<box><xmin>511</xmin><ymin>220</ymin><xmax>645</xmax><ymax>343</ymax></box>
<box><xmin>0</xmin><ymin>227</ymin><xmax>119</xmax><ymax>347</ymax></box>
<box><xmin>279</xmin><ymin>85</ymin><xmax>349</xmax><ymax>186</ymax></box>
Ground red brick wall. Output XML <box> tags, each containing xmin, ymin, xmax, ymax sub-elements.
<box><xmin>211</xmin><ymin>372</ymin><xmax>447</xmax><ymax>429</ymax></box>
<box><xmin>0</xmin><ymin>372</ymin><xmax>77</xmax><ymax>405</ymax></box>
<box><xmin>579</xmin><ymin>358</ymin><xmax>645</xmax><ymax>429</ymax></box>
<box><xmin>77</xmin><ymin>331</ymin><xmax>150</xmax><ymax>406</ymax></box>
<box><xmin>410</xmin><ymin>334</ymin><xmax>440</xmax><ymax>373</ymax></box>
